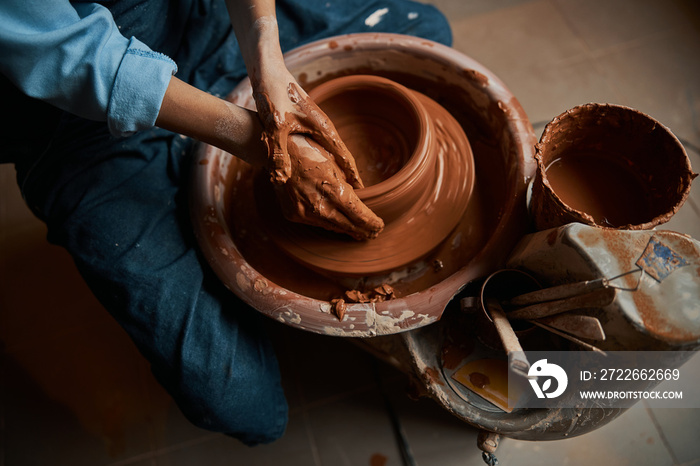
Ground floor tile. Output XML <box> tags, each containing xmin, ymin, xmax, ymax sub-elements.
<box><xmin>647</xmin><ymin>357</ymin><xmax>700</xmax><ymax>465</ymax></box>
<box><xmin>0</xmin><ymin>164</ymin><xmax>38</xmax><ymax>240</ymax></box>
<box><xmin>648</xmin><ymin>407</ymin><xmax>700</xmax><ymax>465</ymax></box>
<box><xmin>2</xmin><ymin>352</ymin><xmax>137</xmax><ymax>466</ymax></box>
<box><xmin>305</xmin><ymin>386</ymin><xmax>403</xmax><ymax>466</ymax></box>
<box><xmin>449</xmin><ymin>0</ymin><xmax>621</xmax><ymax>125</ymax></box>
<box><xmin>593</xmin><ymin>28</ymin><xmax>700</xmax><ymax>148</ymax></box>
<box><xmin>270</xmin><ymin>324</ymin><xmax>380</xmax><ymax>407</ymax></box>
<box><xmin>151</xmin><ymin>411</ymin><xmax>318</xmax><ymax>466</ymax></box>
<box><xmin>381</xmin><ymin>374</ymin><xmax>485</xmax><ymax>465</ymax></box>
<box><xmin>497</xmin><ymin>57</ymin><xmax>623</xmax><ymax>128</ymax></box>
<box><xmin>425</xmin><ymin>0</ymin><xmax>538</xmax><ymax>22</ymax></box>
<box><xmin>451</xmin><ymin>0</ymin><xmax>588</xmax><ymax>72</ymax></box>
<box><xmin>553</xmin><ymin>0</ymin><xmax>693</xmax><ymax>53</ymax></box>
<box><xmin>0</xmin><ymin>228</ymin><xmax>107</xmax><ymax>354</ymax></box>
<box><xmin>495</xmin><ymin>403</ymin><xmax>675</xmax><ymax>466</ymax></box>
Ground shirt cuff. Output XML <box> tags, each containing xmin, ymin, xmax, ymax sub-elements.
<box><xmin>108</xmin><ymin>37</ymin><xmax>177</xmax><ymax>137</ymax></box>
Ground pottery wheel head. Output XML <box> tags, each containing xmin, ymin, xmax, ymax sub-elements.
<box><xmin>261</xmin><ymin>75</ymin><xmax>476</xmax><ymax>276</ymax></box>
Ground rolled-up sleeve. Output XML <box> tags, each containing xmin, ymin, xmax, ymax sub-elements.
<box><xmin>0</xmin><ymin>0</ymin><xmax>177</xmax><ymax>136</ymax></box>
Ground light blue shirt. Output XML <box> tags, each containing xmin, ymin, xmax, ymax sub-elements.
<box><xmin>0</xmin><ymin>0</ymin><xmax>177</xmax><ymax>136</ymax></box>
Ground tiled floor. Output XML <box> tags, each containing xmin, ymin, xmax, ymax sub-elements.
<box><xmin>2</xmin><ymin>0</ymin><xmax>700</xmax><ymax>465</ymax></box>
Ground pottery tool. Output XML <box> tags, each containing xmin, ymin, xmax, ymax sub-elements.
<box><xmin>505</xmin><ymin>278</ymin><xmax>608</xmax><ymax>307</ymax></box>
<box><xmin>505</xmin><ymin>269</ymin><xmax>641</xmax><ymax>309</ymax></box>
<box><xmin>506</xmin><ymin>286</ymin><xmax>616</xmax><ymax>321</ymax></box>
<box><xmin>483</xmin><ymin>299</ymin><xmax>531</xmax><ymax>377</ymax></box>
<box><xmin>530</xmin><ymin>320</ymin><xmax>606</xmax><ymax>354</ymax></box>
<box><xmin>534</xmin><ymin>314</ymin><xmax>606</xmax><ymax>341</ymax></box>
<box><xmin>462</xmin><ymin>272</ymin><xmax>617</xmax><ymax>356</ymax></box>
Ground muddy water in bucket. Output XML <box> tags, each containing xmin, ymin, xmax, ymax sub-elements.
<box><xmin>545</xmin><ymin>151</ymin><xmax>651</xmax><ymax>227</ymax></box>
<box><xmin>531</xmin><ymin>103</ymin><xmax>696</xmax><ymax>231</ymax></box>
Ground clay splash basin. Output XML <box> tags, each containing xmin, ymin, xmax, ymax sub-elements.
<box><xmin>190</xmin><ymin>33</ymin><xmax>537</xmax><ymax>336</ymax></box>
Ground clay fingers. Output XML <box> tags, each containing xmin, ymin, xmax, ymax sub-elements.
<box><xmin>288</xmin><ymin>82</ymin><xmax>365</xmax><ymax>189</ymax></box>
<box><xmin>320</xmin><ymin>135</ymin><xmax>365</xmax><ymax>190</ymax></box>
<box><xmin>310</xmin><ymin>200</ymin><xmax>384</xmax><ymax>241</ymax></box>
<box><xmin>324</xmin><ymin>185</ymin><xmax>384</xmax><ymax>240</ymax></box>
<box><xmin>262</xmin><ymin>131</ymin><xmax>292</xmax><ymax>184</ymax></box>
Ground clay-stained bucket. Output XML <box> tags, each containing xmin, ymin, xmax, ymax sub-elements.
<box><xmin>530</xmin><ymin>103</ymin><xmax>697</xmax><ymax>231</ymax></box>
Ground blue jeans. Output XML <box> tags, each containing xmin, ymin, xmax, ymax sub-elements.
<box><xmin>4</xmin><ymin>0</ymin><xmax>451</xmax><ymax>445</ymax></box>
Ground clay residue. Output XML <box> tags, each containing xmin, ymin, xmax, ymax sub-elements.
<box><xmin>545</xmin><ymin>150</ymin><xmax>652</xmax><ymax>227</ymax></box>
<box><xmin>631</xmin><ymin>287</ymin><xmax>695</xmax><ymax>343</ymax></box>
<box><xmin>346</xmin><ymin>284</ymin><xmax>396</xmax><ymax>303</ymax></box>
<box><xmin>424</xmin><ymin>366</ymin><xmax>445</xmax><ymax>386</ymax></box>
<box><xmin>462</xmin><ymin>68</ymin><xmax>489</xmax><ymax>87</ymax></box>
<box><xmin>364</xmin><ymin>8</ymin><xmax>389</xmax><ymax>27</ymax></box>
<box><xmin>469</xmin><ymin>371</ymin><xmax>490</xmax><ymax>389</ymax></box>
<box><xmin>330</xmin><ymin>284</ymin><xmax>396</xmax><ymax>320</ymax></box>
<box><xmin>370</xmin><ymin>453</ymin><xmax>388</xmax><ymax>466</ymax></box>
<box><xmin>330</xmin><ymin>298</ymin><xmax>347</xmax><ymax>320</ymax></box>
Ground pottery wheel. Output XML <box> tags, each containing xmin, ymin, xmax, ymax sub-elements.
<box><xmin>255</xmin><ymin>76</ymin><xmax>476</xmax><ymax>276</ymax></box>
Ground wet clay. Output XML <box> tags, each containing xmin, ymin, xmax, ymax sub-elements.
<box><xmin>313</xmin><ymin>79</ymin><xmax>417</xmax><ymax>188</ymax></box>
<box><xmin>545</xmin><ymin>151</ymin><xmax>651</xmax><ymax>227</ymax></box>
<box><xmin>272</xmin><ymin>133</ymin><xmax>384</xmax><ymax>240</ymax></box>
<box><xmin>254</xmin><ymin>82</ymin><xmax>384</xmax><ymax>241</ymax></box>
<box><xmin>259</xmin><ymin>75</ymin><xmax>475</xmax><ymax>276</ymax></box>
<box><xmin>330</xmin><ymin>284</ymin><xmax>396</xmax><ymax>320</ymax></box>
<box><xmin>469</xmin><ymin>371</ymin><xmax>490</xmax><ymax>389</ymax></box>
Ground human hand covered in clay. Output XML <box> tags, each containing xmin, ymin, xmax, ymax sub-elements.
<box><xmin>228</xmin><ymin>3</ymin><xmax>382</xmax><ymax>239</ymax></box>
<box><xmin>252</xmin><ymin>71</ymin><xmax>383</xmax><ymax>240</ymax></box>
<box><xmin>275</xmin><ymin>134</ymin><xmax>384</xmax><ymax>240</ymax></box>
<box><xmin>252</xmin><ymin>71</ymin><xmax>364</xmax><ymax>187</ymax></box>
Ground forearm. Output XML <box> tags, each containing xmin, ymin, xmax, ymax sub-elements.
<box><xmin>225</xmin><ymin>0</ymin><xmax>286</xmax><ymax>87</ymax></box>
<box><xmin>155</xmin><ymin>76</ymin><xmax>267</xmax><ymax>166</ymax></box>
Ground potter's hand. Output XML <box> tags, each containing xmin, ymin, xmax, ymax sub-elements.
<box><xmin>275</xmin><ymin>134</ymin><xmax>384</xmax><ymax>240</ymax></box>
<box><xmin>252</xmin><ymin>70</ymin><xmax>364</xmax><ymax>189</ymax></box>
<box><xmin>226</xmin><ymin>3</ymin><xmax>377</xmax><ymax>238</ymax></box>
<box><xmin>226</xmin><ymin>3</ymin><xmax>363</xmax><ymax>187</ymax></box>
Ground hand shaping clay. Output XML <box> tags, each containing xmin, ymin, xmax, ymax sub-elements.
<box><xmin>259</xmin><ymin>75</ymin><xmax>476</xmax><ymax>276</ymax></box>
